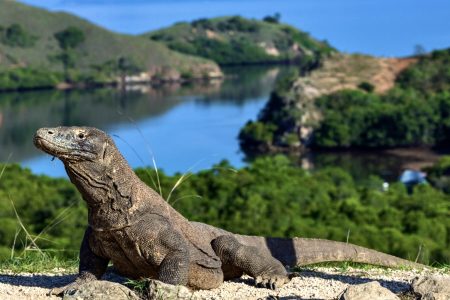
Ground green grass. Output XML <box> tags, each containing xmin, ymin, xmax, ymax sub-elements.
<box><xmin>293</xmin><ymin>261</ymin><xmax>450</xmax><ymax>274</ymax></box>
<box><xmin>0</xmin><ymin>252</ymin><xmax>78</xmax><ymax>274</ymax></box>
<box><xmin>125</xmin><ymin>279</ymin><xmax>148</xmax><ymax>296</ymax></box>
<box><xmin>1</xmin><ymin>254</ymin><xmax>448</xmax><ymax>276</ymax></box>
<box><xmin>294</xmin><ymin>262</ymin><xmax>402</xmax><ymax>273</ymax></box>
<box><xmin>429</xmin><ymin>262</ymin><xmax>450</xmax><ymax>273</ymax></box>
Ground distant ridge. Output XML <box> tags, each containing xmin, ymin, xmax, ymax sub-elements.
<box><xmin>0</xmin><ymin>0</ymin><xmax>220</xmax><ymax>81</ymax></box>
<box><xmin>145</xmin><ymin>16</ymin><xmax>335</xmax><ymax>65</ymax></box>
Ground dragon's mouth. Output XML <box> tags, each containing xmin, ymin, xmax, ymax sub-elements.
<box><xmin>34</xmin><ymin>135</ymin><xmax>71</xmax><ymax>158</ymax></box>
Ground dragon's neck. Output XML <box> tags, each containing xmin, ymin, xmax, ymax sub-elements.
<box><xmin>64</xmin><ymin>149</ymin><xmax>141</xmax><ymax>230</ymax></box>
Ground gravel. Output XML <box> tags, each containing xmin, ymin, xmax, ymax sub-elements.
<box><xmin>0</xmin><ymin>267</ymin><xmax>448</xmax><ymax>300</ymax></box>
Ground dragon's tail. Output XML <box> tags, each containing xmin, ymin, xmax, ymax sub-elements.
<box><xmin>234</xmin><ymin>235</ymin><xmax>422</xmax><ymax>268</ymax></box>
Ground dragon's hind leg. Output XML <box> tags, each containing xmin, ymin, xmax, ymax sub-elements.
<box><xmin>211</xmin><ymin>235</ymin><xmax>289</xmax><ymax>290</ymax></box>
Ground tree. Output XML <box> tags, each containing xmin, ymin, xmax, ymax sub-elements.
<box><xmin>263</xmin><ymin>13</ymin><xmax>281</xmax><ymax>24</ymax></box>
<box><xmin>118</xmin><ymin>56</ymin><xmax>140</xmax><ymax>75</ymax></box>
<box><xmin>191</xmin><ymin>18</ymin><xmax>214</xmax><ymax>30</ymax></box>
<box><xmin>54</xmin><ymin>27</ymin><xmax>85</xmax><ymax>50</ymax></box>
<box><xmin>413</xmin><ymin>44</ymin><xmax>426</xmax><ymax>56</ymax></box>
<box><xmin>53</xmin><ymin>51</ymin><xmax>76</xmax><ymax>81</ymax></box>
<box><xmin>53</xmin><ymin>27</ymin><xmax>85</xmax><ymax>81</ymax></box>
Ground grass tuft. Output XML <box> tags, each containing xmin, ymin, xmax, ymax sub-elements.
<box><xmin>0</xmin><ymin>251</ymin><xmax>78</xmax><ymax>274</ymax></box>
<box><xmin>125</xmin><ymin>278</ymin><xmax>148</xmax><ymax>295</ymax></box>
<box><xmin>292</xmin><ymin>261</ymin><xmax>450</xmax><ymax>274</ymax></box>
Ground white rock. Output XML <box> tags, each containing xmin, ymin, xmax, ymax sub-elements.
<box><xmin>338</xmin><ymin>281</ymin><xmax>399</xmax><ymax>300</ymax></box>
<box><xmin>62</xmin><ymin>281</ymin><xmax>139</xmax><ymax>300</ymax></box>
<box><xmin>411</xmin><ymin>275</ymin><xmax>450</xmax><ymax>300</ymax></box>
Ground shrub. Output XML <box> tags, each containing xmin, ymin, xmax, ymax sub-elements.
<box><xmin>217</xmin><ymin>16</ymin><xmax>259</xmax><ymax>32</ymax></box>
<box><xmin>238</xmin><ymin>121</ymin><xmax>277</xmax><ymax>151</ymax></box>
<box><xmin>312</xmin><ymin>88</ymin><xmax>440</xmax><ymax>148</ymax></box>
<box><xmin>191</xmin><ymin>18</ymin><xmax>214</xmax><ymax>30</ymax></box>
<box><xmin>0</xmin><ymin>24</ymin><xmax>37</xmax><ymax>47</ymax></box>
<box><xmin>263</xmin><ymin>13</ymin><xmax>281</xmax><ymax>24</ymax></box>
<box><xmin>1</xmin><ymin>157</ymin><xmax>449</xmax><ymax>263</ymax></box>
<box><xmin>0</xmin><ymin>68</ymin><xmax>61</xmax><ymax>91</ymax></box>
<box><xmin>358</xmin><ymin>81</ymin><xmax>375</xmax><ymax>93</ymax></box>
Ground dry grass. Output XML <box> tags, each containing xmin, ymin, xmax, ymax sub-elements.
<box><xmin>294</xmin><ymin>53</ymin><xmax>417</xmax><ymax>99</ymax></box>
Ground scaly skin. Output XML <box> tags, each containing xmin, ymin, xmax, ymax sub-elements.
<box><xmin>33</xmin><ymin>126</ymin><xmax>420</xmax><ymax>295</ymax></box>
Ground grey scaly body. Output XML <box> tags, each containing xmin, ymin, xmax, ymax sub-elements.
<box><xmin>33</xmin><ymin>126</ymin><xmax>420</xmax><ymax>294</ymax></box>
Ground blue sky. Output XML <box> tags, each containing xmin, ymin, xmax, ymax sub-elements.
<box><xmin>19</xmin><ymin>0</ymin><xmax>450</xmax><ymax>57</ymax></box>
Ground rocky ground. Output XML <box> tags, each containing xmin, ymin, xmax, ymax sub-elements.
<box><xmin>0</xmin><ymin>266</ymin><xmax>449</xmax><ymax>300</ymax></box>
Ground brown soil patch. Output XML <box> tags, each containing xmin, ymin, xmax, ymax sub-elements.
<box><xmin>373</xmin><ymin>57</ymin><xmax>417</xmax><ymax>93</ymax></box>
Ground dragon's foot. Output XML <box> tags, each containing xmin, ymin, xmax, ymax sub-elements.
<box><xmin>255</xmin><ymin>274</ymin><xmax>290</xmax><ymax>290</ymax></box>
<box><xmin>49</xmin><ymin>281</ymin><xmax>83</xmax><ymax>296</ymax></box>
<box><xmin>49</xmin><ymin>274</ymin><xmax>98</xmax><ymax>296</ymax></box>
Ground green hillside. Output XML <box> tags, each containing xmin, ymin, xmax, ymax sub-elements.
<box><xmin>145</xmin><ymin>16</ymin><xmax>335</xmax><ymax>65</ymax></box>
<box><xmin>0</xmin><ymin>0</ymin><xmax>220</xmax><ymax>89</ymax></box>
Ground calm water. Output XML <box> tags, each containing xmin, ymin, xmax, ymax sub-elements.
<box><xmin>0</xmin><ymin>66</ymin><xmax>287</xmax><ymax>177</ymax></box>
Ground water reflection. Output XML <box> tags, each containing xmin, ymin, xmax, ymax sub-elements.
<box><xmin>0</xmin><ymin>66</ymin><xmax>289</xmax><ymax>176</ymax></box>
<box><xmin>0</xmin><ymin>88</ymin><xmax>185</xmax><ymax>161</ymax></box>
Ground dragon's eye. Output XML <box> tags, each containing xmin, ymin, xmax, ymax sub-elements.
<box><xmin>78</xmin><ymin>133</ymin><xmax>85</xmax><ymax>139</ymax></box>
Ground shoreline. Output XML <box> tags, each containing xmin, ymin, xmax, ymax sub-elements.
<box><xmin>0</xmin><ymin>73</ymin><xmax>225</xmax><ymax>94</ymax></box>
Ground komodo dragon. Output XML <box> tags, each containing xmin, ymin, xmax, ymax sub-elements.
<box><xmin>34</xmin><ymin>126</ymin><xmax>420</xmax><ymax>294</ymax></box>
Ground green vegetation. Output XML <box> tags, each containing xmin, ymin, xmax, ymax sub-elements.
<box><xmin>312</xmin><ymin>88</ymin><xmax>444</xmax><ymax>148</ymax></box>
<box><xmin>53</xmin><ymin>26</ymin><xmax>86</xmax><ymax>81</ymax></box>
<box><xmin>146</xmin><ymin>16</ymin><xmax>334</xmax><ymax>65</ymax></box>
<box><xmin>0</xmin><ymin>68</ymin><xmax>62</xmax><ymax>91</ymax></box>
<box><xmin>239</xmin><ymin>121</ymin><xmax>277</xmax><ymax>152</ymax></box>
<box><xmin>54</xmin><ymin>26</ymin><xmax>85</xmax><ymax>51</ymax></box>
<box><xmin>0</xmin><ymin>23</ymin><xmax>37</xmax><ymax>47</ymax></box>
<box><xmin>239</xmin><ymin>48</ymin><xmax>450</xmax><ymax>152</ymax></box>
<box><xmin>0</xmin><ymin>1</ymin><xmax>218</xmax><ymax>90</ymax></box>
<box><xmin>0</xmin><ymin>164</ymin><xmax>85</xmax><ymax>260</ymax></box>
<box><xmin>0</xmin><ymin>156</ymin><xmax>449</xmax><ymax>265</ymax></box>
<box><xmin>397</xmin><ymin>49</ymin><xmax>450</xmax><ymax>93</ymax></box>
<box><xmin>263</xmin><ymin>13</ymin><xmax>282</xmax><ymax>24</ymax></box>
<box><xmin>162</xmin><ymin>36</ymin><xmax>274</xmax><ymax>65</ymax></box>
<box><xmin>239</xmin><ymin>69</ymin><xmax>301</xmax><ymax>152</ymax></box>
<box><xmin>0</xmin><ymin>252</ymin><xmax>78</xmax><ymax>273</ymax></box>
<box><xmin>312</xmin><ymin>49</ymin><xmax>450</xmax><ymax>148</ymax></box>
<box><xmin>358</xmin><ymin>81</ymin><xmax>375</xmax><ymax>93</ymax></box>
<box><xmin>425</xmin><ymin>156</ymin><xmax>450</xmax><ymax>194</ymax></box>
<box><xmin>0</xmin><ymin>65</ymin><xmax>125</xmax><ymax>91</ymax></box>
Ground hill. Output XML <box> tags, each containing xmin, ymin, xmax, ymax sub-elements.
<box><xmin>0</xmin><ymin>0</ymin><xmax>221</xmax><ymax>90</ymax></box>
<box><xmin>238</xmin><ymin>49</ymin><xmax>450</xmax><ymax>154</ymax></box>
<box><xmin>145</xmin><ymin>16</ymin><xmax>335</xmax><ymax>66</ymax></box>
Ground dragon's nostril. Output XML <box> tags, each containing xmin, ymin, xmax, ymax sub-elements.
<box><xmin>48</xmin><ymin>130</ymin><xmax>54</xmax><ymax>135</ymax></box>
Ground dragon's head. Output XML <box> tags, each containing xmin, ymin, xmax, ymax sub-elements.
<box><xmin>34</xmin><ymin>126</ymin><xmax>113</xmax><ymax>163</ymax></box>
